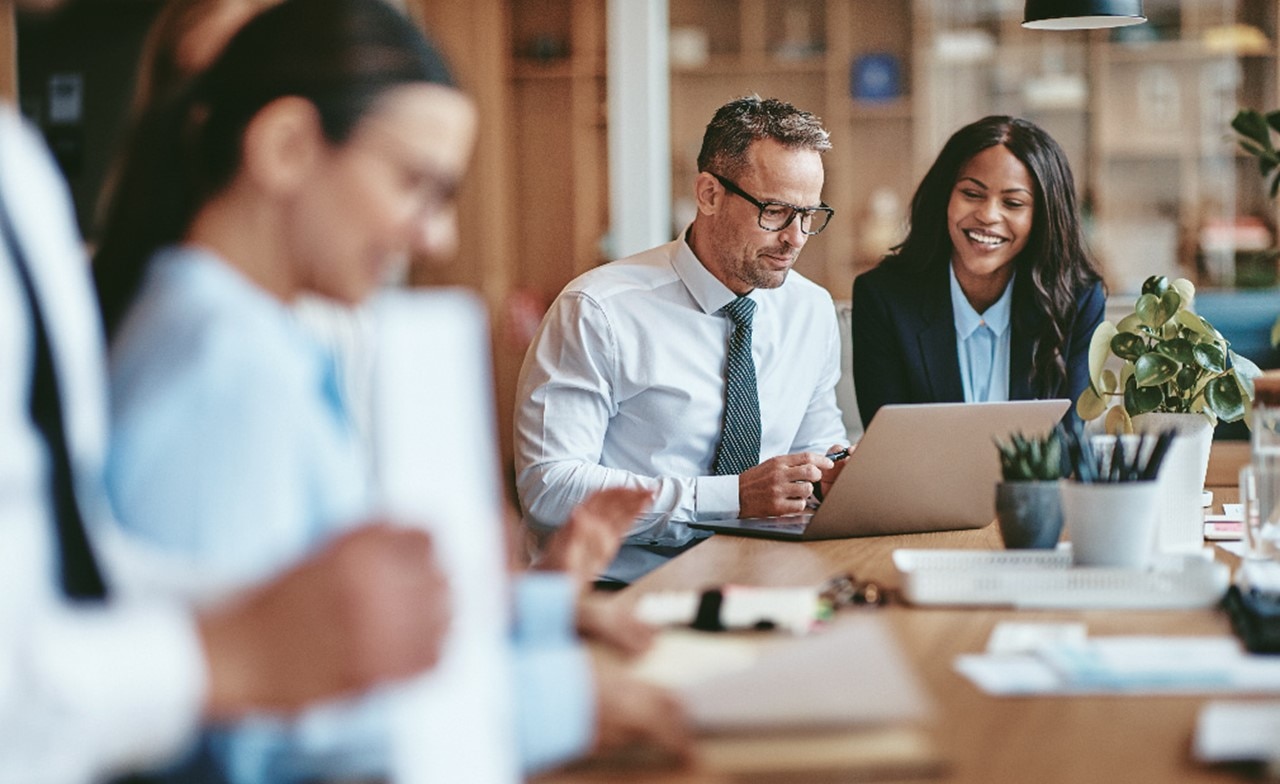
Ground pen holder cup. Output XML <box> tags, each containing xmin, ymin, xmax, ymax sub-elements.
<box><xmin>995</xmin><ymin>481</ymin><xmax>1063</xmax><ymax>549</ymax></box>
<box><xmin>1061</xmin><ymin>479</ymin><xmax>1161</xmax><ymax>568</ymax></box>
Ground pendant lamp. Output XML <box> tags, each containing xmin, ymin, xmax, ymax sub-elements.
<box><xmin>1023</xmin><ymin>0</ymin><xmax>1146</xmax><ymax>30</ymax></box>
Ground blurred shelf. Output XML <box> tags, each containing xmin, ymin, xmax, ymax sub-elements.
<box><xmin>672</xmin><ymin>54</ymin><xmax>828</xmax><ymax>76</ymax></box>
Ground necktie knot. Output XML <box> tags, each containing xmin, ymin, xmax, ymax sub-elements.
<box><xmin>720</xmin><ymin>296</ymin><xmax>755</xmax><ymax>328</ymax></box>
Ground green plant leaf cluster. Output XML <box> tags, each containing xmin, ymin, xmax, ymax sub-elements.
<box><xmin>1233</xmin><ymin>108</ymin><xmax>1280</xmax><ymax>199</ymax></box>
<box><xmin>1231</xmin><ymin>108</ymin><xmax>1280</xmax><ymax>339</ymax></box>
<box><xmin>1077</xmin><ymin>275</ymin><xmax>1262</xmax><ymax>431</ymax></box>
<box><xmin>995</xmin><ymin>430</ymin><xmax>1062</xmax><ymax>481</ymax></box>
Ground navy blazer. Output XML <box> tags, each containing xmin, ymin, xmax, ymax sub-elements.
<box><xmin>850</xmin><ymin>260</ymin><xmax>1105</xmax><ymax>429</ymax></box>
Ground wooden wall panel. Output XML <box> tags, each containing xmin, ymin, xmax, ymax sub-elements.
<box><xmin>0</xmin><ymin>6</ymin><xmax>15</xmax><ymax>102</ymax></box>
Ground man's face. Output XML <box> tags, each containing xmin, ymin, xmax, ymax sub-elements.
<box><xmin>698</xmin><ymin>139</ymin><xmax>825</xmax><ymax>295</ymax></box>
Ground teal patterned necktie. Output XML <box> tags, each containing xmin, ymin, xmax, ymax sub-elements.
<box><xmin>712</xmin><ymin>296</ymin><xmax>761</xmax><ymax>475</ymax></box>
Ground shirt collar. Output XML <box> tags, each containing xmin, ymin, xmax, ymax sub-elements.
<box><xmin>949</xmin><ymin>262</ymin><xmax>1014</xmax><ymax>339</ymax></box>
<box><xmin>671</xmin><ymin>224</ymin><xmax>755</xmax><ymax>316</ymax></box>
<box><xmin>153</xmin><ymin>244</ymin><xmax>341</xmax><ymax>407</ymax></box>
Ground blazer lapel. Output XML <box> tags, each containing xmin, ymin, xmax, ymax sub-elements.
<box><xmin>916</xmin><ymin>265</ymin><xmax>965</xmax><ymax>403</ymax></box>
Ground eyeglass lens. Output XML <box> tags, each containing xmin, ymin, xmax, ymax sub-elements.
<box><xmin>759</xmin><ymin>205</ymin><xmax>831</xmax><ymax>235</ymax></box>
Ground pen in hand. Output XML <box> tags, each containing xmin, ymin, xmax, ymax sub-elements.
<box><xmin>812</xmin><ymin>447</ymin><xmax>851</xmax><ymax>504</ymax></box>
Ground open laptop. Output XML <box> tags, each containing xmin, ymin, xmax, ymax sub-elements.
<box><xmin>689</xmin><ymin>399</ymin><xmax>1070</xmax><ymax>541</ymax></box>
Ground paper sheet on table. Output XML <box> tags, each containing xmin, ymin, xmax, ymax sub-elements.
<box><xmin>1195</xmin><ymin>700</ymin><xmax>1280</xmax><ymax>763</ymax></box>
<box><xmin>957</xmin><ymin>633</ymin><xmax>1280</xmax><ymax>696</ymax></box>
<box><xmin>633</xmin><ymin>617</ymin><xmax>932</xmax><ymax>732</ymax></box>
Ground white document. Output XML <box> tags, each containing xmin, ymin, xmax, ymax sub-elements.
<box><xmin>1195</xmin><ymin>700</ymin><xmax>1280</xmax><ymax>763</ymax></box>
<box><xmin>957</xmin><ymin>634</ymin><xmax>1280</xmax><ymax>696</ymax></box>
<box><xmin>371</xmin><ymin>291</ymin><xmax>518</xmax><ymax>784</ymax></box>
<box><xmin>635</xmin><ymin>617</ymin><xmax>932</xmax><ymax>733</ymax></box>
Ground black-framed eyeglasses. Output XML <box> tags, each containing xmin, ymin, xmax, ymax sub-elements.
<box><xmin>710</xmin><ymin>173</ymin><xmax>834</xmax><ymax>235</ymax></box>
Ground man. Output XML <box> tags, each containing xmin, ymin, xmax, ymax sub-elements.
<box><xmin>516</xmin><ymin>96</ymin><xmax>850</xmax><ymax>583</ymax></box>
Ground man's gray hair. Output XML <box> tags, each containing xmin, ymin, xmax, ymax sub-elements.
<box><xmin>696</xmin><ymin>95</ymin><xmax>831</xmax><ymax>179</ymax></box>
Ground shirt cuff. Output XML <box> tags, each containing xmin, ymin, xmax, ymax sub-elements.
<box><xmin>33</xmin><ymin>602</ymin><xmax>206</xmax><ymax>776</ymax></box>
<box><xmin>694</xmin><ymin>474</ymin><xmax>740</xmax><ymax>519</ymax></box>
<box><xmin>513</xmin><ymin>644</ymin><xmax>594</xmax><ymax>773</ymax></box>
<box><xmin>511</xmin><ymin>572</ymin><xmax>577</xmax><ymax>645</ymax></box>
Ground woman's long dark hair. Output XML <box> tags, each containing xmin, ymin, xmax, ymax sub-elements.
<box><xmin>93</xmin><ymin>0</ymin><xmax>455</xmax><ymax>336</ymax></box>
<box><xmin>885</xmin><ymin>115</ymin><xmax>1102</xmax><ymax>397</ymax></box>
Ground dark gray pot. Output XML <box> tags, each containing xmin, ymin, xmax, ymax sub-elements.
<box><xmin>996</xmin><ymin>481</ymin><xmax>1063</xmax><ymax>549</ymax></box>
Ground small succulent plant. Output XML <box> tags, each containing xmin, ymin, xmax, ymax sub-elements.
<box><xmin>995</xmin><ymin>430</ymin><xmax>1063</xmax><ymax>482</ymax></box>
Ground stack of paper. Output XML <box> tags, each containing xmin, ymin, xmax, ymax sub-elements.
<box><xmin>631</xmin><ymin>617</ymin><xmax>943</xmax><ymax>777</ymax></box>
<box><xmin>957</xmin><ymin>622</ymin><xmax>1280</xmax><ymax>696</ymax></box>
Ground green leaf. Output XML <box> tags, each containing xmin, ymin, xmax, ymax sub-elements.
<box><xmin>1272</xmin><ymin>314</ymin><xmax>1280</xmax><ymax>348</ymax></box>
<box><xmin>1175</xmin><ymin>310</ymin><xmax>1212</xmax><ymax>338</ymax></box>
<box><xmin>1230</xmin><ymin>350</ymin><xmax>1262</xmax><ymax>399</ymax></box>
<box><xmin>1104</xmin><ymin>404</ymin><xmax>1132</xmax><ymax>435</ymax></box>
<box><xmin>1240</xmin><ymin>138</ymin><xmax>1270</xmax><ymax>158</ymax></box>
<box><xmin>1111</xmin><ymin>332</ymin><xmax>1148</xmax><ymax>361</ymax></box>
<box><xmin>1172</xmin><ymin>278</ymin><xmax>1195</xmax><ymax>307</ymax></box>
<box><xmin>1233</xmin><ymin>109</ymin><xmax>1274</xmax><ymax>149</ymax></box>
<box><xmin>1190</xmin><ymin>395</ymin><xmax>1221</xmax><ymax>429</ymax></box>
<box><xmin>1205</xmin><ymin>376</ymin><xmax>1246</xmax><ymax>422</ymax></box>
<box><xmin>1100</xmin><ymin>368</ymin><xmax>1119</xmax><ymax>394</ymax></box>
<box><xmin>1175</xmin><ymin>365</ymin><xmax>1200</xmax><ymax>392</ymax></box>
<box><xmin>1134</xmin><ymin>352</ymin><xmax>1179</xmax><ymax>387</ymax></box>
<box><xmin>1088</xmin><ymin>321</ymin><xmax>1119</xmax><ymax>391</ymax></box>
<box><xmin>1155</xmin><ymin>337</ymin><xmax>1195</xmax><ymax>364</ymax></box>
<box><xmin>1124</xmin><ymin>374</ymin><xmax>1163</xmax><ymax>415</ymax></box>
<box><xmin>1193</xmin><ymin>343</ymin><xmax>1226</xmax><ymax>374</ymax></box>
<box><xmin>1266</xmin><ymin>109</ymin><xmax>1280</xmax><ymax>135</ymax></box>
<box><xmin>1076</xmin><ymin>384</ymin><xmax>1107</xmax><ymax>420</ymax></box>
<box><xmin>1141</xmin><ymin>276</ymin><xmax>1170</xmax><ymax>296</ymax></box>
<box><xmin>1134</xmin><ymin>291</ymin><xmax>1179</xmax><ymax>328</ymax></box>
<box><xmin>1157</xmin><ymin>290</ymin><xmax>1181</xmax><ymax>323</ymax></box>
<box><xmin>1135</xmin><ymin>293</ymin><xmax>1161</xmax><ymax>328</ymax></box>
<box><xmin>1116</xmin><ymin>313</ymin><xmax>1145</xmax><ymax>334</ymax></box>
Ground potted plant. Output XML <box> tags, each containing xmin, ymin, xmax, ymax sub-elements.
<box><xmin>1076</xmin><ymin>274</ymin><xmax>1262</xmax><ymax>552</ymax></box>
<box><xmin>1230</xmin><ymin>108</ymin><xmax>1280</xmax><ymax>352</ymax></box>
<box><xmin>994</xmin><ymin>430</ymin><xmax>1064</xmax><ymax>549</ymax></box>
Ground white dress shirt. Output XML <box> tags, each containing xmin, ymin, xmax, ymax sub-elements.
<box><xmin>0</xmin><ymin>107</ymin><xmax>205</xmax><ymax>783</ymax></box>
<box><xmin>950</xmin><ymin>263</ymin><xmax>1013</xmax><ymax>404</ymax></box>
<box><xmin>515</xmin><ymin>233</ymin><xmax>847</xmax><ymax>581</ymax></box>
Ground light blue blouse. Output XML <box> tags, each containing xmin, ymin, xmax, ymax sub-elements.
<box><xmin>949</xmin><ymin>263</ymin><xmax>1014</xmax><ymax>403</ymax></box>
<box><xmin>106</xmin><ymin>246</ymin><xmax>591</xmax><ymax>783</ymax></box>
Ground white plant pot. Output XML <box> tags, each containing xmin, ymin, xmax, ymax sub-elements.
<box><xmin>1061</xmin><ymin>479</ymin><xmax>1161</xmax><ymax>567</ymax></box>
<box><xmin>1130</xmin><ymin>412</ymin><xmax>1213</xmax><ymax>555</ymax></box>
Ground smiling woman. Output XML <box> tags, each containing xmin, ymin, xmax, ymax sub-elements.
<box><xmin>850</xmin><ymin>115</ymin><xmax>1105</xmax><ymax>428</ymax></box>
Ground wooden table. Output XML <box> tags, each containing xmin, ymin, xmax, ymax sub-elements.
<box><xmin>543</xmin><ymin>486</ymin><xmax>1252</xmax><ymax>784</ymax></box>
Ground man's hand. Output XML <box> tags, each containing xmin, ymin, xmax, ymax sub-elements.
<box><xmin>198</xmin><ymin>523</ymin><xmax>449</xmax><ymax>719</ymax></box>
<box><xmin>589</xmin><ymin>653</ymin><xmax>692</xmax><ymax>762</ymax></box>
<box><xmin>818</xmin><ymin>443</ymin><xmax>853</xmax><ymax>500</ymax></box>
<box><xmin>537</xmin><ymin>487</ymin><xmax>654</xmax><ymax>588</ymax></box>
<box><xmin>738</xmin><ymin>452</ymin><xmax>834</xmax><ymax>517</ymax></box>
<box><xmin>577</xmin><ymin>595</ymin><xmax>657</xmax><ymax>658</ymax></box>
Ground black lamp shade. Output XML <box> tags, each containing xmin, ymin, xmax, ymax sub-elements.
<box><xmin>1023</xmin><ymin>0</ymin><xmax>1146</xmax><ymax>30</ymax></box>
